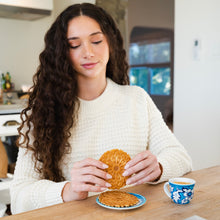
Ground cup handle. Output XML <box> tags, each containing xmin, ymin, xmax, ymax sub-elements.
<box><xmin>164</xmin><ymin>182</ymin><xmax>171</xmax><ymax>198</ymax></box>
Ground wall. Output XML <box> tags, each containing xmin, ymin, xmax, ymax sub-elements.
<box><xmin>174</xmin><ymin>0</ymin><xmax>220</xmax><ymax>170</ymax></box>
<box><xmin>0</xmin><ymin>0</ymin><xmax>95</xmax><ymax>90</ymax></box>
<box><xmin>53</xmin><ymin>0</ymin><xmax>95</xmax><ymax>17</ymax></box>
<box><xmin>0</xmin><ymin>0</ymin><xmax>53</xmax><ymax>9</ymax></box>
<box><xmin>128</xmin><ymin>0</ymin><xmax>174</xmax><ymax>36</ymax></box>
<box><xmin>128</xmin><ymin>0</ymin><xmax>220</xmax><ymax>170</ymax></box>
<box><xmin>127</xmin><ymin>0</ymin><xmax>174</xmax><ymax>58</ymax></box>
<box><xmin>0</xmin><ymin>16</ymin><xmax>53</xmax><ymax>90</ymax></box>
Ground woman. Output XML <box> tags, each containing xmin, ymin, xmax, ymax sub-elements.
<box><xmin>11</xmin><ymin>3</ymin><xmax>192</xmax><ymax>214</ymax></box>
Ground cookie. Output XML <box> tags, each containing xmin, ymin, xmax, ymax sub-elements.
<box><xmin>99</xmin><ymin>190</ymin><xmax>139</xmax><ymax>207</ymax></box>
<box><xmin>99</xmin><ymin>149</ymin><xmax>131</xmax><ymax>189</ymax></box>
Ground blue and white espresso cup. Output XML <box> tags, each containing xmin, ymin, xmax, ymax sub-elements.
<box><xmin>164</xmin><ymin>177</ymin><xmax>196</xmax><ymax>204</ymax></box>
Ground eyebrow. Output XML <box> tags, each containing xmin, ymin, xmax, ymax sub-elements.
<box><xmin>67</xmin><ymin>31</ymin><xmax>103</xmax><ymax>40</ymax></box>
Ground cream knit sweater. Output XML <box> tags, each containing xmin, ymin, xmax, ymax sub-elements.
<box><xmin>11</xmin><ymin>78</ymin><xmax>192</xmax><ymax>214</ymax></box>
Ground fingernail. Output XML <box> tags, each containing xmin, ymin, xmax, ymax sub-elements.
<box><xmin>122</xmin><ymin>171</ymin><xmax>128</xmax><ymax>176</ymax></box>
<box><xmin>124</xmin><ymin>164</ymin><xmax>129</xmax><ymax>169</ymax></box>
<box><xmin>107</xmin><ymin>174</ymin><xmax>112</xmax><ymax>179</ymax></box>
<box><xmin>126</xmin><ymin>179</ymin><xmax>131</xmax><ymax>185</ymax></box>
<box><xmin>103</xmin><ymin>164</ymin><xmax>108</xmax><ymax>169</ymax></box>
<box><xmin>106</xmin><ymin>183</ymin><xmax>111</xmax><ymax>187</ymax></box>
<box><xmin>101</xmin><ymin>187</ymin><xmax>107</xmax><ymax>191</ymax></box>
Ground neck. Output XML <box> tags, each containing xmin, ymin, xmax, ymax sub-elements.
<box><xmin>77</xmin><ymin>76</ymin><xmax>107</xmax><ymax>101</ymax></box>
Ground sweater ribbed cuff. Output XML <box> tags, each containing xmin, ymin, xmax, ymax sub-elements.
<box><xmin>45</xmin><ymin>181</ymin><xmax>69</xmax><ymax>206</ymax></box>
<box><xmin>148</xmin><ymin>158</ymin><xmax>172</xmax><ymax>185</ymax></box>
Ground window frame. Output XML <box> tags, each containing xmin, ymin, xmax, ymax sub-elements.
<box><xmin>129</xmin><ymin>27</ymin><xmax>174</xmax><ymax>129</ymax></box>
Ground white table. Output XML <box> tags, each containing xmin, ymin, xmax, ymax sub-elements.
<box><xmin>0</xmin><ymin>203</ymin><xmax>7</xmax><ymax>217</ymax></box>
<box><xmin>0</xmin><ymin>173</ymin><xmax>13</xmax><ymax>205</ymax></box>
<box><xmin>0</xmin><ymin>174</ymin><xmax>13</xmax><ymax>217</ymax></box>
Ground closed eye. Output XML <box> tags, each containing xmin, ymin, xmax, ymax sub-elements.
<box><xmin>92</xmin><ymin>40</ymin><xmax>102</xmax><ymax>45</ymax></box>
<box><xmin>69</xmin><ymin>45</ymin><xmax>80</xmax><ymax>49</ymax></box>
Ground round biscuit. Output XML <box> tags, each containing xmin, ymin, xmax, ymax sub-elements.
<box><xmin>99</xmin><ymin>149</ymin><xmax>131</xmax><ymax>189</ymax></box>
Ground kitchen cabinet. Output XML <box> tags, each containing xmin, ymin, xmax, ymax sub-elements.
<box><xmin>0</xmin><ymin>114</ymin><xmax>21</xmax><ymax>137</ymax></box>
<box><xmin>0</xmin><ymin>0</ymin><xmax>53</xmax><ymax>21</ymax></box>
<box><xmin>0</xmin><ymin>94</ymin><xmax>25</xmax><ymax>136</ymax></box>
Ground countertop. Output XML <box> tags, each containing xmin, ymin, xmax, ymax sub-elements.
<box><xmin>0</xmin><ymin>91</ymin><xmax>27</xmax><ymax>115</ymax></box>
<box><xmin>0</xmin><ymin>100</ymin><xmax>26</xmax><ymax>115</ymax></box>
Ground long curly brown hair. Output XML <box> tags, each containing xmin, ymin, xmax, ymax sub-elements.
<box><xmin>17</xmin><ymin>3</ymin><xmax>129</xmax><ymax>182</ymax></box>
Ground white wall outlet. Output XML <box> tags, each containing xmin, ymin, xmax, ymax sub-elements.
<box><xmin>193</xmin><ymin>38</ymin><xmax>202</xmax><ymax>61</ymax></box>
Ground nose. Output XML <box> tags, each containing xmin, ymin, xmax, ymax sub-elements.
<box><xmin>83</xmin><ymin>43</ymin><xmax>94</xmax><ymax>58</ymax></box>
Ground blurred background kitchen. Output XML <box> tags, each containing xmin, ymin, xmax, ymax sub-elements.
<box><xmin>0</xmin><ymin>0</ymin><xmax>220</xmax><ymax>216</ymax></box>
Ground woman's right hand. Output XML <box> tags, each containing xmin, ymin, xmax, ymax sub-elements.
<box><xmin>62</xmin><ymin>158</ymin><xmax>112</xmax><ymax>202</ymax></box>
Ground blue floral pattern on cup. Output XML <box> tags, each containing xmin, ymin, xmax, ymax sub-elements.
<box><xmin>164</xmin><ymin>177</ymin><xmax>196</xmax><ymax>205</ymax></box>
<box><xmin>170</xmin><ymin>183</ymin><xmax>194</xmax><ymax>204</ymax></box>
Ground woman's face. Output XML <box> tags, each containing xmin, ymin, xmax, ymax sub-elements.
<box><xmin>67</xmin><ymin>16</ymin><xmax>109</xmax><ymax>82</ymax></box>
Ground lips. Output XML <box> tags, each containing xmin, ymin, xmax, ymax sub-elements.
<box><xmin>82</xmin><ymin>62</ymin><xmax>98</xmax><ymax>69</ymax></box>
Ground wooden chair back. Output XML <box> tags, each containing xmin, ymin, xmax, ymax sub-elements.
<box><xmin>0</xmin><ymin>140</ymin><xmax>8</xmax><ymax>178</ymax></box>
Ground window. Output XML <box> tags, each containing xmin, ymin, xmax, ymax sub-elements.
<box><xmin>130</xmin><ymin>40</ymin><xmax>170</xmax><ymax>65</ymax></box>
<box><xmin>130</xmin><ymin>67</ymin><xmax>171</xmax><ymax>96</ymax></box>
<box><xmin>129</xmin><ymin>27</ymin><xmax>174</xmax><ymax>129</ymax></box>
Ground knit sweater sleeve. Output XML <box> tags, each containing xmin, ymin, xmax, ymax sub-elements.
<box><xmin>143</xmin><ymin>92</ymin><xmax>192</xmax><ymax>183</ymax></box>
<box><xmin>10</xmin><ymin>147</ymin><xmax>68</xmax><ymax>214</ymax></box>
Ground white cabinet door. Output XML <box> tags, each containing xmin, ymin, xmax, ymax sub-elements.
<box><xmin>0</xmin><ymin>114</ymin><xmax>21</xmax><ymax>137</ymax></box>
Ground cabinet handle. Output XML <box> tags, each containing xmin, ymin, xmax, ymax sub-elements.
<box><xmin>3</xmin><ymin>120</ymin><xmax>20</xmax><ymax>126</ymax></box>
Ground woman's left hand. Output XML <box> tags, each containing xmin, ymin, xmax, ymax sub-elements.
<box><xmin>122</xmin><ymin>150</ymin><xmax>162</xmax><ymax>185</ymax></box>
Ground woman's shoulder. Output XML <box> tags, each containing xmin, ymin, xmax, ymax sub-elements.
<box><xmin>118</xmin><ymin>83</ymin><xmax>149</xmax><ymax>100</ymax></box>
<box><xmin>108</xmin><ymin>78</ymin><xmax>146</xmax><ymax>95</ymax></box>
<box><xmin>107</xmin><ymin>78</ymin><xmax>151</xmax><ymax>106</ymax></box>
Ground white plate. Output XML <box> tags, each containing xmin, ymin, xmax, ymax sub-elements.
<box><xmin>96</xmin><ymin>192</ymin><xmax>146</xmax><ymax>210</ymax></box>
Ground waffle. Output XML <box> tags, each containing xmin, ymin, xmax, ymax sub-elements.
<box><xmin>99</xmin><ymin>190</ymin><xmax>139</xmax><ymax>207</ymax></box>
<box><xmin>99</xmin><ymin>149</ymin><xmax>131</xmax><ymax>189</ymax></box>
